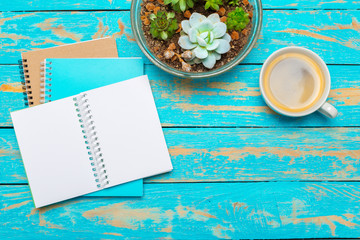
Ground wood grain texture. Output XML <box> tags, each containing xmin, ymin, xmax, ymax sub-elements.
<box><xmin>1</xmin><ymin>65</ymin><xmax>359</xmax><ymax>127</ymax></box>
<box><xmin>1</xmin><ymin>128</ymin><xmax>359</xmax><ymax>183</ymax></box>
<box><xmin>1</xmin><ymin>183</ymin><xmax>359</xmax><ymax>239</ymax></box>
<box><xmin>0</xmin><ymin>0</ymin><xmax>358</xmax><ymax>11</ymax></box>
<box><xmin>0</xmin><ymin>10</ymin><xmax>359</xmax><ymax>64</ymax></box>
<box><xmin>0</xmin><ymin>1</ymin><xmax>359</xmax><ymax>239</ymax></box>
<box><xmin>0</xmin><ymin>0</ymin><xmax>130</xmax><ymax>11</ymax></box>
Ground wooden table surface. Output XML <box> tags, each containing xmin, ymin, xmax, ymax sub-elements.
<box><xmin>1</xmin><ymin>0</ymin><xmax>360</xmax><ymax>239</ymax></box>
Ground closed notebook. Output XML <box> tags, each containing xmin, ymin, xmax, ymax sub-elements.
<box><xmin>11</xmin><ymin>75</ymin><xmax>173</xmax><ymax>208</ymax></box>
<box><xmin>21</xmin><ymin>37</ymin><xmax>118</xmax><ymax>107</ymax></box>
<box><xmin>41</xmin><ymin>58</ymin><xmax>143</xmax><ymax>103</ymax></box>
<box><xmin>41</xmin><ymin>58</ymin><xmax>144</xmax><ymax>197</ymax></box>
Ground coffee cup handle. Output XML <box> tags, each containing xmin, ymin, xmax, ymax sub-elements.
<box><xmin>318</xmin><ymin>102</ymin><xmax>338</xmax><ymax>118</ymax></box>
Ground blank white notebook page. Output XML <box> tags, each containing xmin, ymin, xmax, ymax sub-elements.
<box><xmin>85</xmin><ymin>75</ymin><xmax>172</xmax><ymax>186</ymax></box>
<box><xmin>11</xmin><ymin>98</ymin><xmax>97</xmax><ymax>208</ymax></box>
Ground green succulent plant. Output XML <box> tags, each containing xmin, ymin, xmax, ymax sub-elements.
<box><xmin>226</xmin><ymin>7</ymin><xmax>250</xmax><ymax>31</ymax></box>
<box><xmin>149</xmin><ymin>11</ymin><xmax>178</xmax><ymax>41</ymax></box>
<box><xmin>164</xmin><ymin>0</ymin><xmax>196</xmax><ymax>12</ymax></box>
<box><xmin>178</xmin><ymin>13</ymin><xmax>231</xmax><ymax>69</ymax></box>
<box><xmin>228</xmin><ymin>0</ymin><xmax>240</xmax><ymax>6</ymax></box>
<box><xmin>204</xmin><ymin>0</ymin><xmax>223</xmax><ymax>11</ymax></box>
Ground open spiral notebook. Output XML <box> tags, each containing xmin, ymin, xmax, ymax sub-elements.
<box><xmin>39</xmin><ymin>58</ymin><xmax>145</xmax><ymax>197</ymax></box>
<box><xmin>11</xmin><ymin>75</ymin><xmax>173</xmax><ymax>208</ymax></box>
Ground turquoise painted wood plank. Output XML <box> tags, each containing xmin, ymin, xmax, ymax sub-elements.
<box><xmin>0</xmin><ymin>0</ymin><xmax>358</xmax><ymax>11</ymax></box>
<box><xmin>1</xmin><ymin>65</ymin><xmax>359</xmax><ymax>127</ymax></box>
<box><xmin>0</xmin><ymin>65</ymin><xmax>24</xmax><ymax>127</ymax></box>
<box><xmin>0</xmin><ymin>0</ymin><xmax>130</xmax><ymax>11</ymax></box>
<box><xmin>265</xmin><ymin>0</ymin><xmax>360</xmax><ymax>9</ymax></box>
<box><xmin>149</xmin><ymin>65</ymin><xmax>360</xmax><ymax>127</ymax></box>
<box><xmin>0</xmin><ymin>10</ymin><xmax>359</xmax><ymax>64</ymax></box>
<box><xmin>0</xmin><ymin>183</ymin><xmax>359</xmax><ymax>239</ymax></box>
<box><xmin>1</xmin><ymin>127</ymin><xmax>359</xmax><ymax>183</ymax></box>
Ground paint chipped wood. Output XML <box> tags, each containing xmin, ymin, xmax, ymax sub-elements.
<box><xmin>1</xmin><ymin>128</ymin><xmax>359</xmax><ymax>183</ymax></box>
<box><xmin>0</xmin><ymin>1</ymin><xmax>359</xmax><ymax>239</ymax></box>
<box><xmin>0</xmin><ymin>183</ymin><xmax>359</xmax><ymax>238</ymax></box>
<box><xmin>0</xmin><ymin>0</ymin><xmax>358</xmax><ymax>10</ymax></box>
<box><xmin>1</xmin><ymin>65</ymin><xmax>360</xmax><ymax>127</ymax></box>
<box><xmin>0</xmin><ymin>11</ymin><xmax>359</xmax><ymax>64</ymax></box>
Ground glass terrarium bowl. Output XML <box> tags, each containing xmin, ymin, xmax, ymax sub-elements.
<box><xmin>130</xmin><ymin>0</ymin><xmax>262</xmax><ymax>79</ymax></box>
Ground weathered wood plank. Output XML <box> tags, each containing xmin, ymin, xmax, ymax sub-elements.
<box><xmin>1</xmin><ymin>65</ymin><xmax>359</xmax><ymax>127</ymax></box>
<box><xmin>1</xmin><ymin>183</ymin><xmax>359</xmax><ymax>239</ymax></box>
<box><xmin>0</xmin><ymin>0</ymin><xmax>358</xmax><ymax>11</ymax></box>
<box><xmin>1</xmin><ymin>128</ymin><xmax>359</xmax><ymax>183</ymax></box>
<box><xmin>0</xmin><ymin>65</ymin><xmax>24</xmax><ymax>127</ymax></box>
<box><xmin>0</xmin><ymin>10</ymin><xmax>359</xmax><ymax>64</ymax></box>
<box><xmin>0</xmin><ymin>0</ymin><xmax>130</xmax><ymax>11</ymax></box>
<box><xmin>265</xmin><ymin>0</ymin><xmax>360</xmax><ymax>9</ymax></box>
<box><xmin>150</xmin><ymin>65</ymin><xmax>360</xmax><ymax>127</ymax></box>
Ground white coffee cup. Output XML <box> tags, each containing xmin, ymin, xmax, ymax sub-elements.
<box><xmin>259</xmin><ymin>47</ymin><xmax>338</xmax><ymax>118</ymax></box>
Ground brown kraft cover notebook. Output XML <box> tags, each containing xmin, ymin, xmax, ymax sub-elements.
<box><xmin>21</xmin><ymin>37</ymin><xmax>118</xmax><ymax>106</ymax></box>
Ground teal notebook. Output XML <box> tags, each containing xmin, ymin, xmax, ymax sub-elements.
<box><xmin>42</xmin><ymin>58</ymin><xmax>144</xmax><ymax>197</ymax></box>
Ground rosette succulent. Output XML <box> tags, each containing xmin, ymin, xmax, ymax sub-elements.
<box><xmin>178</xmin><ymin>13</ymin><xmax>231</xmax><ymax>69</ymax></box>
<box><xmin>226</xmin><ymin>7</ymin><xmax>250</xmax><ymax>31</ymax></box>
<box><xmin>149</xmin><ymin>11</ymin><xmax>178</xmax><ymax>41</ymax></box>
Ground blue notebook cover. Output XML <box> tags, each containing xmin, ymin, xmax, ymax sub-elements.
<box><xmin>43</xmin><ymin>58</ymin><xmax>144</xmax><ymax>197</ymax></box>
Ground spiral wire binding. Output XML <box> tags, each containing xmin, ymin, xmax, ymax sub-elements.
<box><xmin>73</xmin><ymin>93</ymin><xmax>109</xmax><ymax>189</ymax></box>
<box><xmin>40</xmin><ymin>61</ymin><xmax>52</xmax><ymax>103</ymax></box>
<box><xmin>19</xmin><ymin>59</ymin><xmax>32</xmax><ymax>106</ymax></box>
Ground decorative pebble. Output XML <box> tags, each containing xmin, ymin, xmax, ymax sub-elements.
<box><xmin>164</xmin><ymin>50</ymin><xmax>175</xmax><ymax>59</ymax></box>
<box><xmin>218</xmin><ymin>7</ymin><xmax>226</xmax><ymax>17</ymax></box>
<box><xmin>182</xmin><ymin>61</ymin><xmax>191</xmax><ymax>72</ymax></box>
<box><xmin>231</xmin><ymin>30</ymin><xmax>240</xmax><ymax>40</ymax></box>
<box><xmin>176</xmin><ymin>23</ymin><xmax>182</xmax><ymax>33</ymax></box>
<box><xmin>154</xmin><ymin>6</ymin><xmax>160</xmax><ymax>14</ymax></box>
<box><xmin>181</xmin><ymin>50</ymin><xmax>193</xmax><ymax>60</ymax></box>
<box><xmin>220</xmin><ymin>16</ymin><xmax>227</xmax><ymax>23</ymax></box>
<box><xmin>168</xmin><ymin>43</ymin><xmax>176</xmax><ymax>50</ymax></box>
<box><xmin>184</xmin><ymin>10</ymin><xmax>191</xmax><ymax>18</ymax></box>
<box><xmin>146</xmin><ymin>3</ymin><xmax>155</xmax><ymax>11</ymax></box>
<box><xmin>140</xmin><ymin>16</ymin><xmax>150</xmax><ymax>25</ymax></box>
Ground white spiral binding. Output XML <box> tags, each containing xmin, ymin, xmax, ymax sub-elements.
<box><xmin>40</xmin><ymin>61</ymin><xmax>52</xmax><ymax>103</ymax></box>
<box><xmin>73</xmin><ymin>93</ymin><xmax>109</xmax><ymax>189</ymax></box>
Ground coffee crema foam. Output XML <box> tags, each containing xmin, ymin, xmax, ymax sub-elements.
<box><xmin>263</xmin><ymin>53</ymin><xmax>325</xmax><ymax>113</ymax></box>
